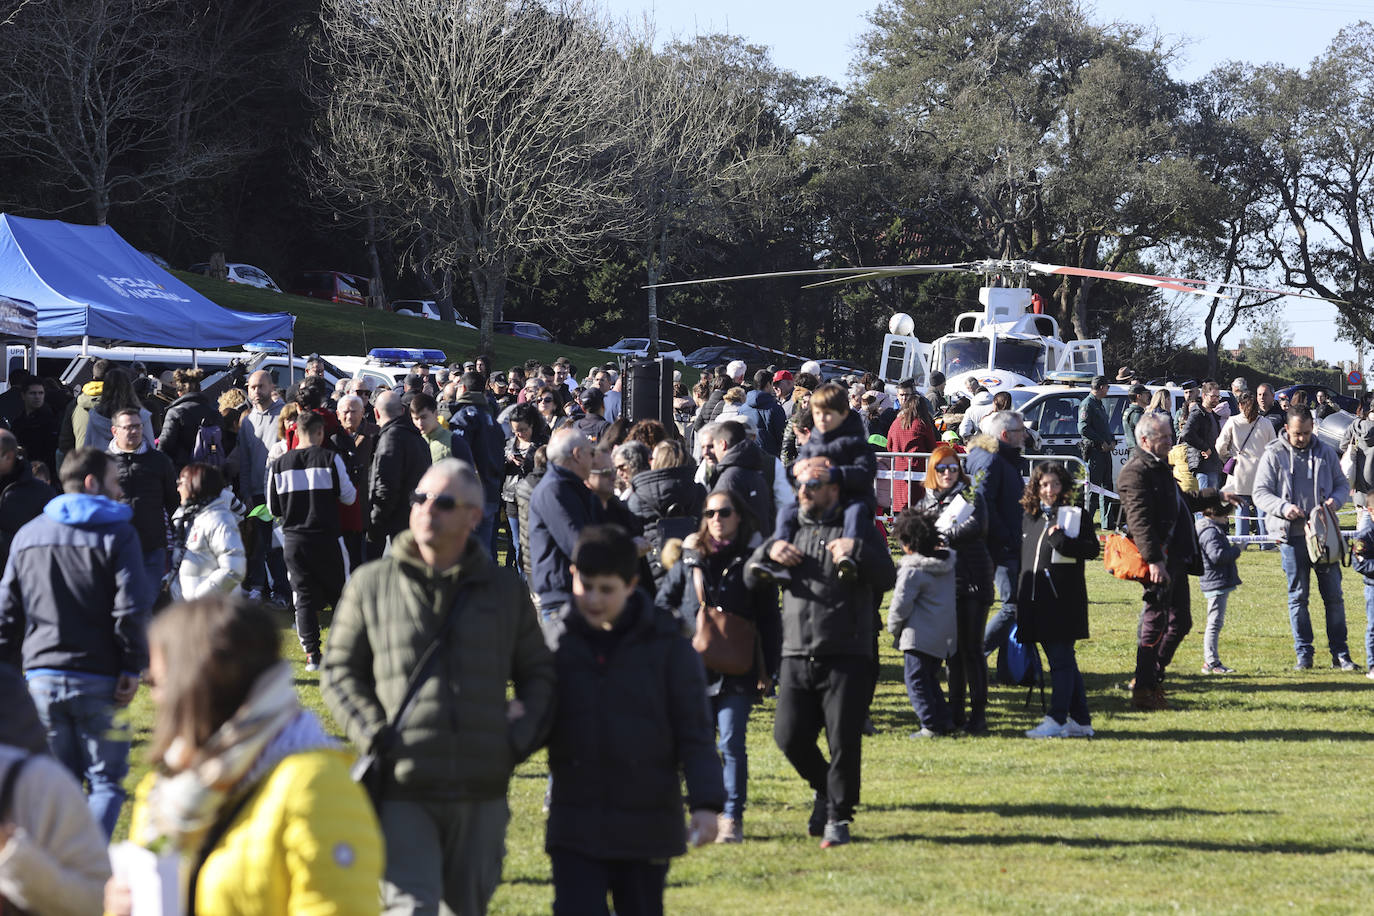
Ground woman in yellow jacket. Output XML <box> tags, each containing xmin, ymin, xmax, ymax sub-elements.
<box><xmin>105</xmin><ymin>595</ymin><xmax>383</xmax><ymax>916</ymax></box>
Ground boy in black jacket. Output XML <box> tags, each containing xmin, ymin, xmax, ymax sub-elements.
<box><xmin>268</xmin><ymin>410</ymin><xmax>356</xmax><ymax>670</ymax></box>
<box><xmin>752</xmin><ymin>381</ymin><xmax>876</xmax><ymax>582</ymax></box>
<box><xmin>543</xmin><ymin>524</ymin><xmax>724</xmax><ymax>915</ymax></box>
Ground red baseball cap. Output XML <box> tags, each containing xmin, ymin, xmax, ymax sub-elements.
<box><xmin>772</xmin><ymin>370</ymin><xmax>794</xmax><ymax>382</ymax></box>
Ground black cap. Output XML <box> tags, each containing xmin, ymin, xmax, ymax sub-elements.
<box><xmin>1092</xmin><ymin>375</ymin><xmax>1109</xmax><ymax>389</ymax></box>
<box><xmin>1129</xmin><ymin>383</ymin><xmax>1149</xmax><ymax>397</ymax></box>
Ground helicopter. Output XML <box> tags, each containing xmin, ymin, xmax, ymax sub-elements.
<box><xmin>649</xmin><ymin>258</ymin><xmax>1338</xmax><ymax>392</ymax></box>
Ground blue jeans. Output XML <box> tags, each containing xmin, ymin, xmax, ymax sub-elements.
<box><xmin>1235</xmin><ymin>495</ymin><xmax>1260</xmax><ymax>538</ymax></box>
<box><xmin>1196</xmin><ymin>471</ymin><xmax>1218</xmax><ymax>492</ymax></box>
<box><xmin>503</xmin><ymin>501</ymin><xmax>522</xmax><ymax>574</ymax></box>
<box><xmin>1041</xmin><ymin>641</ymin><xmax>1089</xmax><ymax>726</ymax></box>
<box><xmin>1278</xmin><ymin>543</ymin><xmax>1349</xmax><ymax>662</ymax></box>
<box><xmin>712</xmin><ymin>693</ymin><xmax>752</xmax><ymax>821</ymax></box>
<box><xmin>27</xmin><ymin>673</ymin><xmax>129</xmax><ymax>838</ymax></box>
<box><xmin>1364</xmin><ymin>583</ymin><xmax>1374</xmax><ymax>670</ymax></box>
<box><xmin>140</xmin><ymin>546</ymin><xmax>164</xmax><ymax>611</ymax></box>
<box><xmin>902</xmin><ymin>650</ymin><xmax>952</xmax><ymax>732</ymax></box>
<box><xmin>983</xmin><ymin>560</ymin><xmax>1020</xmax><ymax>655</ymax></box>
<box><xmin>477</xmin><ymin>498</ymin><xmax>499</xmax><ymax>560</ymax></box>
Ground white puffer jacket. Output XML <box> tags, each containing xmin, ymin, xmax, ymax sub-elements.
<box><xmin>170</xmin><ymin>489</ymin><xmax>246</xmax><ymax>601</ymax></box>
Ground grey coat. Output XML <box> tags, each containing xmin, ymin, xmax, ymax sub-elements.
<box><xmin>886</xmin><ymin>551</ymin><xmax>957</xmax><ymax>658</ymax></box>
<box><xmin>1252</xmin><ymin>432</ymin><xmax>1349</xmax><ymax>545</ymax></box>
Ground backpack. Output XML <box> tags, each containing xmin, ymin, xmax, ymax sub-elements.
<box><xmin>191</xmin><ymin>417</ymin><xmax>225</xmax><ymax>468</ymax></box>
<box><xmin>1306</xmin><ymin>502</ymin><xmax>1345</xmax><ymax>566</ymax></box>
<box><xmin>997</xmin><ymin>622</ymin><xmax>1042</xmax><ymax>687</ymax></box>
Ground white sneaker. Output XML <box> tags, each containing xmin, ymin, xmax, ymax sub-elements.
<box><xmin>1025</xmin><ymin>716</ymin><xmax>1069</xmax><ymax>739</ymax></box>
<box><xmin>1366</xmin><ymin>668</ymin><xmax>1374</xmax><ymax>681</ymax></box>
<box><xmin>1065</xmin><ymin>718</ymin><xmax>1095</xmax><ymax>738</ymax></box>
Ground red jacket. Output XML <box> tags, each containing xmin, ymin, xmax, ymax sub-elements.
<box><xmin>886</xmin><ymin>417</ymin><xmax>936</xmax><ymax>513</ymax></box>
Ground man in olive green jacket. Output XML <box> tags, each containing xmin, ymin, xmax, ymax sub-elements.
<box><xmin>323</xmin><ymin>458</ymin><xmax>555</xmax><ymax>916</ymax></box>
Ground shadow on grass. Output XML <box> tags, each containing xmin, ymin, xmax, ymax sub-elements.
<box><xmin>1094</xmin><ymin>727</ymin><xmax>1373</xmax><ymax>741</ymax></box>
<box><xmin>867</xmin><ymin>801</ymin><xmax>1272</xmax><ymax>818</ymax></box>
<box><xmin>880</xmin><ymin>832</ymin><xmax>1374</xmax><ymax>856</ymax></box>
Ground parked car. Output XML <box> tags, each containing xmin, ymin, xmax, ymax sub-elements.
<box><xmin>188</xmin><ymin>262</ymin><xmax>282</xmax><ymax>292</ymax></box>
<box><xmin>600</xmin><ymin>337</ymin><xmax>686</xmax><ymax>363</ymax></box>
<box><xmin>682</xmin><ymin>344</ymin><xmax>771</xmax><ymax>370</ymax></box>
<box><xmin>142</xmin><ymin>251</ymin><xmax>171</xmax><ymax>270</ymax></box>
<box><xmin>390</xmin><ymin>299</ymin><xmax>477</xmax><ymax>329</ymax></box>
<box><xmin>804</xmin><ymin>359</ymin><xmax>870</xmax><ymax>383</ymax></box>
<box><xmin>1275</xmin><ymin>384</ymin><xmax>1359</xmax><ymax>414</ymax></box>
<box><xmin>494</xmin><ymin>320</ymin><xmax>555</xmax><ymax>343</ymax></box>
<box><xmin>287</xmin><ymin>270</ymin><xmax>369</xmax><ymax>307</ymax></box>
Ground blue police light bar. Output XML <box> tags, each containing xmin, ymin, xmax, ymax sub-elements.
<box><xmin>243</xmin><ymin>340</ymin><xmax>289</xmax><ymax>354</ymax></box>
<box><xmin>368</xmin><ymin>347</ymin><xmax>447</xmax><ymax>364</ymax></box>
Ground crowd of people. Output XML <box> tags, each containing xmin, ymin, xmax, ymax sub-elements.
<box><xmin>0</xmin><ymin>347</ymin><xmax>1368</xmax><ymax>914</ymax></box>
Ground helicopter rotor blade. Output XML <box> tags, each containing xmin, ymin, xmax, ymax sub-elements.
<box><xmin>642</xmin><ymin>264</ymin><xmax>972</xmax><ymax>290</ymax></box>
<box><xmin>1025</xmin><ymin>263</ymin><xmax>1230</xmax><ymax>297</ymax></box>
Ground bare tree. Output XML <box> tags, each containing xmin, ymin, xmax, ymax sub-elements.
<box><xmin>313</xmin><ymin>0</ymin><xmax>644</xmax><ymax>353</ymax></box>
<box><xmin>0</xmin><ymin>0</ymin><xmax>255</xmax><ymax>225</ymax></box>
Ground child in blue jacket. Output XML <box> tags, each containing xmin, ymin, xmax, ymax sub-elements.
<box><xmin>753</xmin><ymin>381</ymin><xmax>876</xmax><ymax>582</ymax></box>
<box><xmin>1196</xmin><ymin>495</ymin><xmax>1242</xmax><ymax>674</ymax></box>
<box><xmin>1350</xmin><ymin>492</ymin><xmax>1374</xmax><ymax>678</ymax></box>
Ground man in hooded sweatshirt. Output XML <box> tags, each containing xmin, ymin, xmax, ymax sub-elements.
<box><xmin>1253</xmin><ymin>406</ymin><xmax>1355</xmax><ymax>671</ymax></box>
<box><xmin>739</xmin><ymin>369</ymin><xmax>788</xmax><ymax>458</ymax></box>
<box><xmin>0</xmin><ymin>448</ymin><xmax>147</xmax><ymax>838</ymax></box>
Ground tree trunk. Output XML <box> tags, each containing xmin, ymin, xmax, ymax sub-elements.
<box><xmin>645</xmin><ymin>232</ymin><xmax>666</xmax><ymax>357</ymax></box>
<box><xmin>471</xmin><ymin>260</ymin><xmax>507</xmax><ymax>357</ymax></box>
<box><xmin>1071</xmin><ymin>276</ymin><xmax>1094</xmax><ymax>342</ymax></box>
<box><xmin>365</xmin><ymin>205</ymin><xmax>386</xmax><ymax>309</ymax></box>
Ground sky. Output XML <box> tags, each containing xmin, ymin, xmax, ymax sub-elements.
<box><xmin>601</xmin><ymin>0</ymin><xmax>1374</xmax><ymax>368</ymax></box>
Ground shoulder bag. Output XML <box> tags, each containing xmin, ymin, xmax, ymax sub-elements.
<box><xmin>1103</xmin><ymin>533</ymin><xmax>1153</xmax><ymax>582</ymax></box>
<box><xmin>350</xmin><ymin>587</ymin><xmax>467</xmax><ymax>807</ymax></box>
<box><xmin>1221</xmin><ymin>420</ymin><xmax>1258</xmax><ymax>477</ymax></box>
<box><xmin>691</xmin><ymin>566</ymin><xmax>757</xmax><ymax>676</ymax></box>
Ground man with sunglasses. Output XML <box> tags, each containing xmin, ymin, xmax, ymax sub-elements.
<box><xmin>324</xmin><ymin>459</ymin><xmax>554</xmax><ymax>915</ymax></box>
<box><xmin>746</xmin><ymin>456</ymin><xmax>896</xmax><ymax>849</ymax></box>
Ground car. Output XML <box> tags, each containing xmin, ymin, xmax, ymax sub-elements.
<box><xmin>187</xmin><ymin>262</ymin><xmax>282</xmax><ymax>292</ymax></box>
<box><xmin>682</xmin><ymin>345</ymin><xmax>772</xmax><ymax>370</ymax></box>
<box><xmin>804</xmin><ymin>359</ymin><xmax>870</xmax><ymax>383</ymax></box>
<box><xmin>390</xmin><ymin>299</ymin><xmax>477</xmax><ymax>329</ymax></box>
<box><xmin>600</xmin><ymin>337</ymin><xmax>687</xmax><ymax>363</ymax></box>
<box><xmin>494</xmin><ymin>321</ymin><xmax>555</xmax><ymax>343</ymax></box>
<box><xmin>287</xmin><ymin>270</ymin><xmax>369</xmax><ymax>307</ymax></box>
<box><xmin>1274</xmin><ymin>384</ymin><xmax>1359</xmax><ymax>415</ymax></box>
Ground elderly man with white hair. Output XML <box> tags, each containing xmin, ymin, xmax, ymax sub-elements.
<box><xmin>368</xmin><ymin>389</ymin><xmax>432</xmax><ymax>558</ymax></box>
<box><xmin>230</xmin><ymin>369</ymin><xmax>288</xmax><ymax>603</ymax></box>
<box><xmin>323</xmin><ymin>459</ymin><xmax>555</xmax><ymax>915</ymax></box>
<box><xmin>726</xmin><ymin>359</ymin><xmax>749</xmax><ymax>385</ymax></box>
<box><xmin>528</xmin><ymin>428</ymin><xmax>601</xmax><ymax>619</ymax></box>
<box><xmin>334</xmin><ymin>391</ymin><xmax>381</xmax><ymax>570</ymax></box>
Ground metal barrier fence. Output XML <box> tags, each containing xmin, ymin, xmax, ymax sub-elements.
<box><xmin>873</xmin><ymin>451</ymin><xmax>1090</xmax><ymax>524</ymax></box>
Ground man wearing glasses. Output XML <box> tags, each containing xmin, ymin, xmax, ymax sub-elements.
<box><xmin>746</xmin><ymin>456</ymin><xmax>896</xmax><ymax>849</ymax></box>
<box><xmin>528</xmin><ymin>429</ymin><xmax>601</xmax><ymax>620</ymax></box>
<box><xmin>324</xmin><ymin>459</ymin><xmax>554</xmax><ymax>914</ymax></box>
<box><xmin>106</xmin><ymin>406</ymin><xmax>178</xmax><ymax>611</ymax></box>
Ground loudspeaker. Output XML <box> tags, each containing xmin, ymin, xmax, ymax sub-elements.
<box><xmin>622</xmin><ymin>356</ymin><xmax>674</xmax><ymax>425</ymax></box>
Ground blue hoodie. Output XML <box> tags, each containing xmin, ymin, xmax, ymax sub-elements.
<box><xmin>739</xmin><ymin>389</ymin><xmax>787</xmax><ymax>458</ymax></box>
<box><xmin>0</xmin><ymin>493</ymin><xmax>148</xmax><ymax>677</ymax></box>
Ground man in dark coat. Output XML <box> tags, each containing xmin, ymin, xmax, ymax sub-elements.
<box><xmin>0</xmin><ymin>430</ymin><xmax>55</xmax><ymax>571</ymax></box>
<box><xmin>106</xmin><ymin>408</ymin><xmax>177</xmax><ymax>611</ymax></box>
<box><xmin>707</xmin><ymin>421</ymin><xmax>772</xmax><ymax>531</ymax></box>
<box><xmin>738</xmin><ymin>370</ymin><xmax>788</xmax><ymax>458</ymax></box>
<box><xmin>528</xmin><ymin>429</ymin><xmax>601</xmax><ymax>619</ymax></box>
<box><xmin>746</xmin><ymin>456</ymin><xmax>895</xmax><ymax>848</ymax></box>
<box><xmin>965</xmin><ymin>411</ymin><xmax>1029</xmax><ymax>656</ymax></box>
<box><xmin>1118</xmin><ymin>412</ymin><xmax>1234</xmax><ymax>710</ymax></box>
<box><xmin>1077</xmin><ymin>375</ymin><xmax>1117</xmax><ymax>529</ymax></box>
<box><xmin>1181</xmin><ymin>380</ymin><xmax>1225</xmax><ymax>491</ymax></box>
<box><xmin>7</xmin><ymin>375</ymin><xmax>58</xmax><ymax>472</ymax></box>
<box><xmin>367</xmin><ymin>390</ymin><xmax>432</xmax><ymax>557</ymax></box>
<box><xmin>448</xmin><ymin>371</ymin><xmax>504</xmax><ymax>556</ymax></box>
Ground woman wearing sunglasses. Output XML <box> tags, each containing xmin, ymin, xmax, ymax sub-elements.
<box><xmin>655</xmin><ymin>489</ymin><xmax>780</xmax><ymax>844</ymax></box>
<box><xmin>535</xmin><ymin>387</ymin><xmax>567</xmax><ymax>433</ymax></box>
<box><xmin>917</xmin><ymin>442</ymin><xmax>994</xmax><ymax>734</ymax></box>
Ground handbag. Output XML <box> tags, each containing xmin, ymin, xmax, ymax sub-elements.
<box><xmin>1103</xmin><ymin>532</ymin><xmax>1152</xmax><ymax>582</ymax></box>
<box><xmin>350</xmin><ymin>587</ymin><xmax>467</xmax><ymax>807</ymax></box>
<box><xmin>1306</xmin><ymin>503</ymin><xmax>1346</xmax><ymax>566</ymax></box>
<box><xmin>1221</xmin><ymin>419</ymin><xmax>1258</xmax><ymax>477</ymax></box>
<box><xmin>690</xmin><ymin>567</ymin><xmax>757</xmax><ymax>676</ymax></box>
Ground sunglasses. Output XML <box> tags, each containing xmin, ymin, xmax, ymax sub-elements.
<box><xmin>539</xmin><ymin>397</ymin><xmax>555</xmax><ymax>404</ymax></box>
<box><xmin>703</xmin><ymin>507</ymin><xmax>735</xmax><ymax>519</ymax></box>
<box><xmin>589</xmin><ymin>468</ymin><xmax>615</xmax><ymax>477</ymax></box>
<box><xmin>799</xmin><ymin>480</ymin><xmax>827</xmax><ymax>492</ymax></box>
<box><xmin>410</xmin><ymin>491</ymin><xmax>461</xmax><ymax>511</ymax></box>
<box><xmin>934</xmin><ymin>463</ymin><xmax>960</xmax><ymax>472</ymax></box>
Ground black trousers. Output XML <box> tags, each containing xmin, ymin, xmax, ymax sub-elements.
<box><xmin>1134</xmin><ymin>563</ymin><xmax>1192</xmax><ymax>689</ymax></box>
<box><xmin>773</xmin><ymin>654</ymin><xmax>873</xmax><ymax>823</ymax></box>
<box><xmin>550</xmin><ymin>848</ymin><xmax>669</xmax><ymax>916</ymax></box>
<box><xmin>282</xmin><ymin>531</ymin><xmax>345</xmax><ymax>656</ymax></box>
<box><xmin>947</xmin><ymin>597</ymin><xmax>991</xmax><ymax>727</ymax></box>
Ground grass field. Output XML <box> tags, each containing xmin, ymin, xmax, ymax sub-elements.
<box><xmin>114</xmin><ymin>546</ymin><xmax>1374</xmax><ymax>914</ymax></box>
<box><xmin>171</xmin><ymin>270</ymin><xmax>664</xmax><ymax>382</ymax></box>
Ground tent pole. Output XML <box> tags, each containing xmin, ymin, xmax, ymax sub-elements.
<box><xmin>288</xmin><ymin>341</ymin><xmax>295</xmax><ymax>388</ymax></box>
<box><xmin>192</xmin><ymin>349</ymin><xmax>198</xmax><ymax>370</ymax></box>
<box><xmin>81</xmin><ymin>335</ymin><xmax>89</xmax><ymax>357</ymax></box>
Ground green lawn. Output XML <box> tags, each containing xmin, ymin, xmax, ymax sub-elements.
<box><xmin>116</xmin><ymin>547</ymin><xmax>1374</xmax><ymax>913</ymax></box>
<box><xmin>172</xmin><ymin>270</ymin><xmax>630</xmax><ymax>377</ymax></box>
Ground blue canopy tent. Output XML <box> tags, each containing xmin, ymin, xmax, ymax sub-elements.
<box><xmin>0</xmin><ymin>214</ymin><xmax>295</xmax><ymax>352</ymax></box>
<box><xmin>0</xmin><ymin>294</ymin><xmax>39</xmax><ymax>386</ymax></box>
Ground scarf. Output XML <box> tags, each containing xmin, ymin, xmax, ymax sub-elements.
<box><xmin>140</xmin><ymin>662</ymin><xmax>308</xmax><ymax>854</ymax></box>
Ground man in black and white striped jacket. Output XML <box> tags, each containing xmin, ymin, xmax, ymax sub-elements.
<box><xmin>268</xmin><ymin>410</ymin><xmax>356</xmax><ymax>670</ymax></box>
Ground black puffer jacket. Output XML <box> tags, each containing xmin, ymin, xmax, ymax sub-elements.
<box><xmin>0</xmin><ymin>460</ymin><xmax>55</xmax><ymax>570</ymax></box>
<box><xmin>656</xmin><ymin>538</ymin><xmax>781</xmax><ymax>698</ymax></box>
<box><xmin>107</xmin><ymin>444</ymin><xmax>178</xmax><ymax>553</ymax></box>
<box><xmin>745</xmin><ymin>501</ymin><xmax>896</xmax><ymax>658</ymax></box>
<box><xmin>369</xmin><ymin>416</ymin><xmax>432</xmax><ymax>541</ymax></box>
<box><xmin>627</xmin><ymin>465</ymin><xmax>705</xmax><ymax>560</ymax></box>
<box><xmin>1015</xmin><ymin>505</ymin><xmax>1099</xmax><ymax>644</ymax></box>
<box><xmin>711</xmin><ymin>440</ymin><xmax>771</xmax><ymax>530</ymax></box>
<box><xmin>515</xmin><ymin>469</ymin><xmax>545</xmax><ymax>582</ymax></box>
<box><xmin>543</xmin><ymin>592</ymin><xmax>724</xmax><ymax>860</ymax></box>
<box><xmin>919</xmin><ymin>481</ymin><xmax>994</xmax><ymax>604</ymax></box>
<box><xmin>157</xmin><ymin>392</ymin><xmax>221</xmax><ymax>469</ymax></box>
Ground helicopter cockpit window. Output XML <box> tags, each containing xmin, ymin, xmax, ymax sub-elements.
<box><xmin>936</xmin><ymin>338</ymin><xmax>989</xmax><ymax>376</ymax></box>
<box><xmin>993</xmin><ymin>338</ymin><xmax>1045</xmax><ymax>381</ymax></box>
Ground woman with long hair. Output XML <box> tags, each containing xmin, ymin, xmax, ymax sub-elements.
<box><xmin>1015</xmin><ymin>462</ymin><xmax>1100</xmax><ymax>738</ymax></box>
<box><xmin>656</xmin><ymin>488</ymin><xmax>780</xmax><ymax>844</ymax></box>
<box><xmin>84</xmin><ymin>367</ymin><xmax>155</xmax><ymax>449</ymax></box>
<box><xmin>628</xmin><ymin>438</ymin><xmax>706</xmax><ymax>584</ymax></box>
<box><xmin>887</xmin><ymin>384</ymin><xmax>938</xmax><ymax>512</ymax></box>
<box><xmin>105</xmin><ymin>595</ymin><xmax>381</xmax><ymax>915</ymax></box>
<box><xmin>502</xmin><ymin>403</ymin><xmax>549</xmax><ymax>575</ymax></box>
<box><xmin>169</xmin><ymin>463</ymin><xmax>246</xmax><ymax>602</ymax></box>
<box><xmin>1215</xmin><ymin>393</ymin><xmax>1278</xmax><ymax>538</ymax></box>
<box><xmin>917</xmin><ymin>442</ymin><xmax>994</xmax><ymax>733</ymax></box>
<box><xmin>158</xmin><ymin>367</ymin><xmax>222</xmax><ymax>469</ymax></box>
